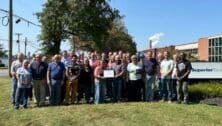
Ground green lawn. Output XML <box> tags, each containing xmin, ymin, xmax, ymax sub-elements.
<box><xmin>1</xmin><ymin>76</ymin><xmax>222</xmax><ymax>126</ymax></box>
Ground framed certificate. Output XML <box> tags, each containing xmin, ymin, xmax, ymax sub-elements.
<box><xmin>103</xmin><ymin>70</ymin><xmax>114</xmax><ymax>78</ymax></box>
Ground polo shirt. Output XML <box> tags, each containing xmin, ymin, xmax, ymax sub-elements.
<box><xmin>143</xmin><ymin>58</ymin><xmax>158</xmax><ymax>75</ymax></box>
<box><xmin>48</xmin><ymin>62</ymin><xmax>65</xmax><ymax>80</ymax></box>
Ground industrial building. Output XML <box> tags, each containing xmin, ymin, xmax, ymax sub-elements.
<box><xmin>142</xmin><ymin>34</ymin><xmax>222</xmax><ymax>62</ymax></box>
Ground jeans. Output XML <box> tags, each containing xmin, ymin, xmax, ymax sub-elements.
<box><xmin>11</xmin><ymin>76</ymin><xmax>18</xmax><ymax>105</ymax></box>
<box><xmin>160</xmin><ymin>78</ymin><xmax>172</xmax><ymax>100</ymax></box>
<box><xmin>177</xmin><ymin>80</ymin><xmax>188</xmax><ymax>102</ymax></box>
<box><xmin>94</xmin><ymin>80</ymin><xmax>105</xmax><ymax>104</ymax></box>
<box><xmin>172</xmin><ymin>79</ymin><xmax>177</xmax><ymax>100</ymax></box>
<box><xmin>15</xmin><ymin>88</ymin><xmax>29</xmax><ymax>108</ymax></box>
<box><xmin>49</xmin><ymin>79</ymin><xmax>62</xmax><ymax>105</ymax></box>
<box><xmin>157</xmin><ymin>78</ymin><xmax>162</xmax><ymax>99</ymax></box>
<box><xmin>112</xmin><ymin>78</ymin><xmax>123</xmax><ymax>102</ymax></box>
<box><xmin>144</xmin><ymin>74</ymin><xmax>155</xmax><ymax>101</ymax></box>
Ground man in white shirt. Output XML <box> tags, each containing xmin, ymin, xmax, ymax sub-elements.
<box><xmin>10</xmin><ymin>53</ymin><xmax>24</xmax><ymax>106</ymax></box>
<box><xmin>160</xmin><ymin>51</ymin><xmax>173</xmax><ymax>103</ymax></box>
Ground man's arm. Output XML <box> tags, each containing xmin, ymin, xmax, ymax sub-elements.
<box><xmin>10</xmin><ymin>61</ymin><xmax>15</xmax><ymax>77</ymax></box>
<box><xmin>47</xmin><ymin>65</ymin><xmax>50</xmax><ymax>85</ymax></box>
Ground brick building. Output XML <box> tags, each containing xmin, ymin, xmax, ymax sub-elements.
<box><xmin>141</xmin><ymin>34</ymin><xmax>222</xmax><ymax>62</ymax></box>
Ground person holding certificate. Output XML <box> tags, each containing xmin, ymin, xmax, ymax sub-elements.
<box><xmin>127</xmin><ymin>55</ymin><xmax>144</xmax><ymax>101</ymax></box>
<box><xmin>111</xmin><ymin>55</ymin><xmax>125</xmax><ymax>102</ymax></box>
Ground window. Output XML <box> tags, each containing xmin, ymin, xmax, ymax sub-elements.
<box><xmin>215</xmin><ymin>38</ymin><xmax>219</xmax><ymax>46</ymax></box>
<box><xmin>219</xmin><ymin>38</ymin><xmax>222</xmax><ymax>46</ymax></box>
<box><xmin>209</xmin><ymin>39</ymin><xmax>212</xmax><ymax>47</ymax></box>
<box><xmin>215</xmin><ymin>47</ymin><xmax>219</xmax><ymax>55</ymax></box>
<box><xmin>209</xmin><ymin>48</ymin><xmax>212</xmax><ymax>55</ymax></box>
<box><xmin>212</xmin><ymin>39</ymin><xmax>215</xmax><ymax>46</ymax></box>
<box><xmin>215</xmin><ymin>56</ymin><xmax>218</xmax><ymax>62</ymax></box>
<box><xmin>212</xmin><ymin>48</ymin><xmax>215</xmax><ymax>55</ymax></box>
<box><xmin>219</xmin><ymin>47</ymin><xmax>222</xmax><ymax>55</ymax></box>
<box><xmin>218</xmin><ymin>55</ymin><xmax>222</xmax><ymax>62</ymax></box>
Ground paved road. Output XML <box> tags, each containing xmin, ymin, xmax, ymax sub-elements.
<box><xmin>0</xmin><ymin>69</ymin><xmax>8</xmax><ymax>77</ymax></box>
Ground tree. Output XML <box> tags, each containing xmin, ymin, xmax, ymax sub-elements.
<box><xmin>36</xmin><ymin>0</ymin><xmax>69</xmax><ymax>56</ymax></box>
<box><xmin>0</xmin><ymin>43</ymin><xmax>7</xmax><ymax>57</ymax></box>
<box><xmin>68</xmin><ymin>0</ymin><xmax>120</xmax><ymax>53</ymax></box>
<box><xmin>102</xmin><ymin>18</ymin><xmax>137</xmax><ymax>54</ymax></box>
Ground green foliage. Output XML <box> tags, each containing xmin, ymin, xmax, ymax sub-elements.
<box><xmin>36</xmin><ymin>0</ymin><xmax>69</xmax><ymax>56</ymax></box>
<box><xmin>67</xmin><ymin>0</ymin><xmax>120</xmax><ymax>53</ymax></box>
<box><xmin>37</xmin><ymin>0</ymin><xmax>125</xmax><ymax>55</ymax></box>
<box><xmin>189</xmin><ymin>83</ymin><xmax>222</xmax><ymax>101</ymax></box>
<box><xmin>186</xmin><ymin>52</ymin><xmax>198</xmax><ymax>62</ymax></box>
<box><xmin>0</xmin><ymin>43</ymin><xmax>7</xmax><ymax>57</ymax></box>
<box><xmin>102</xmin><ymin>18</ymin><xmax>137</xmax><ymax>54</ymax></box>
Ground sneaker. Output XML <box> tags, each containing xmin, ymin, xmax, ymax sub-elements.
<box><xmin>168</xmin><ymin>100</ymin><xmax>172</xmax><ymax>104</ymax></box>
<box><xmin>183</xmin><ymin>101</ymin><xmax>188</xmax><ymax>104</ymax></box>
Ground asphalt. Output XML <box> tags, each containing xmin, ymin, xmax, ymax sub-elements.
<box><xmin>0</xmin><ymin>69</ymin><xmax>9</xmax><ymax>77</ymax></box>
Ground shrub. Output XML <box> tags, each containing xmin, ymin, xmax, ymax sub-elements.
<box><xmin>189</xmin><ymin>83</ymin><xmax>222</xmax><ymax>102</ymax></box>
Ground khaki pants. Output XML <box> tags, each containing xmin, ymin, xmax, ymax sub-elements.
<box><xmin>33</xmin><ymin>79</ymin><xmax>46</xmax><ymax>106</ymax></box>
<box><xmin>64</xmin><ymin>79</ymin><xmax>78</xmax><ymax>103</ymax></box>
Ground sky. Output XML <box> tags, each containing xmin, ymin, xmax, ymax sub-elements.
<box><xmin>0</xmin><ymin>0</ymin><xmax>222</xmax><ymax>55</ymax></box>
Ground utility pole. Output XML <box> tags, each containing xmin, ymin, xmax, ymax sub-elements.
<box><xmin>24</xmin><ymin>37</ymin><xmax>27</xmax><ymax>57</ymax></box>
<box><xmin>8</xmin><ymin>0</ymin><xmax>13</xmax><ymax>77</ymax></box>
<box><xmin>15</xmin><ymin>33</ymin><xmax>22</xmax><ymax>53</ymax></box>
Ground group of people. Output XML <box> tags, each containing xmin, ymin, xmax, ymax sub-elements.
<box><xmin>10</xmin><ymin>50</ymin><xmax>192</xmax><ymax>109</ymax></box>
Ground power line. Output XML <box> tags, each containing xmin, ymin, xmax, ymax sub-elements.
<box><xmin>0</xmin><ymin>8</ymin><xmax>41</xmax><ymax>28</ymax></box>
<box><xmin>0</xmin><ymin>38</ymin><xmax>40</xmax><ymax>49</ymax></box>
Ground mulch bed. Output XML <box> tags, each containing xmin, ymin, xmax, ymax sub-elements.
<box><xmin>200</xmin><ymin>97</ymin><xmax>222</xmax><ymax>106</ymax></box>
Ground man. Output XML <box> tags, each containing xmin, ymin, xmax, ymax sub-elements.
<box><xmin>30</xmin><ymin>54</ymin><xmax>48</xmax><ymax>106</ymax></box>
<box><xmin>143</xmin><ymin>51</ymin><xmax>158</xmax><ymax>101</ymax></box>
<box><xmin>160</xmin><ymin>51</ymin><xmax>173</xmax><ymax>103</ymax></box>
<box><xmin>10</xmin><ymin>53</ymin><xmax>24</xmax><ymax>106</ymax></box>
<box><xmin>61</xmin><ymin>50</ymin><xmax>71</xmax><ymax>103</ymax></box>
<box><xmin>171</xmin><ymin>53</ymin><xmax>178</xmax><ymax>100</ymax></box>
<box><xmin>64</xmin><ymin>55</ymin><xmax>81</xmax><ymax>104</ymax></box>
<box><xmin>111</xmin><ymin>55</ymin><xmax>125</xmax><ymax>102</ymax></box>
<box><xmin>176</xmin><ymin>53</ymin><xmax>192</xmax><ymax>104</ymax></box>
<box><xmin>47</xmin><ymin>54</ymin><xmax>65</xmax><ymax>105</ymax></box>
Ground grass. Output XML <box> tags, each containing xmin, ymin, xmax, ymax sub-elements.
<box><xmin>1</xmin><ymin>76</ymin><xmax>222</xmax><ymax>126</ymax></box>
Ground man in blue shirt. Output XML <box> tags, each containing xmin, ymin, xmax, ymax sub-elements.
<box><xmin>143</xmin><ymin>51</ymin><xmax>158</xmax><ymax>101</ymax></box>
<box><xmin>47</xmin><ymin>54</ymin><xmax>65</xmax><ymax>105</ymax></box>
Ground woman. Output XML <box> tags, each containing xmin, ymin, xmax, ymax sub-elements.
<box><xmin>78</xmin><ymin>57</ymin><xmax>93</xmax><ymax>103</ymax></box>
<box><xmin>127</xmin><ymin>55</ymin><xmax>143</xmax><ymax>101</ymax></box>
<box><xmin>94</xmin><ymin>60</ymin><xmax>106</xmax><ymax>104</ymax></box>
<box><xmin>15</xmin><ymin>60</ymin><xmax>32</xmax><ymax>109</ymax></box>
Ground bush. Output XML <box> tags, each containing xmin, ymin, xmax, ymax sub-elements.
<box><xmin>189</xmin><ymin>83</ymin><xmax>222</xmax><ymax>102</ymax></box>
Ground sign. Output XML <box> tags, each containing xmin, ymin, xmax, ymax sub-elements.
<box><xmin>103</xmin><ymin>70</ymin><xmax>114</xmax><ymax>78</ymax></box>
<box><xmin>189</xmin><ymin>62</ymin><xmax>222</xmax><ymax>79</ymax></box>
